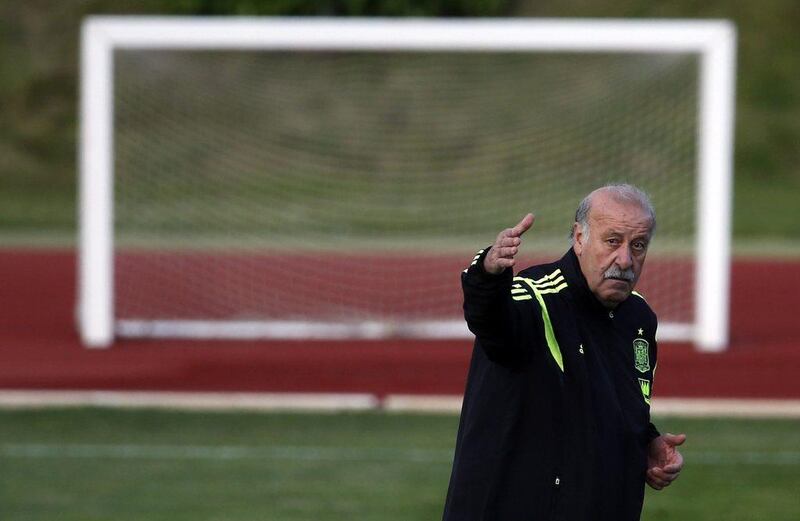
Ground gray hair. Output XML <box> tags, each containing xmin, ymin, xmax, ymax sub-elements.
<box><xmin>569</xmin><ymin>183</ymin><xmax>656</xmax><ymax>244</ymax></box>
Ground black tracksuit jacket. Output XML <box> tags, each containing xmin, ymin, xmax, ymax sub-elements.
<box><xmin>442</xmin><ymin>248</ymin><xmax>660</xmax><ymax>521</ymax></box>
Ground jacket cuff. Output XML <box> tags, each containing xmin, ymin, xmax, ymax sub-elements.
<box><xmin>465</xmin><ymin>246</ymin><xmax>513</xmax><ymax>282</ymax></box>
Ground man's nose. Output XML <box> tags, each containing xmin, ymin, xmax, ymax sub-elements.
<box><xmin>616</xmin><ymin>246</ymin><xmax>633</xmax><ymax>270</ymax></box>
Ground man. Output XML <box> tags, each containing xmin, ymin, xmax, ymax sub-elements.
<box><xmin>442</xmin><ymin>184</ymin><xmax>685</xmax><ymax>521</ymax></box>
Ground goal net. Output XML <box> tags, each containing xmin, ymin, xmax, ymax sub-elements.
<box><xmin>79</xmin><ymin>18</ymin><xmax>736</xmax><ymax>350</ymax></box>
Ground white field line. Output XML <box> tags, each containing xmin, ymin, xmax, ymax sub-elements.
<box><xmin>382</xmin><ymin>395</ymin><xmax>800</xmax><ymax>419</ymax></box>
<box><xmin>0</xmin><ymin>390</ymin><xmax>377</xmax><ymax>412</ymax></box>
<box><xmin>2</xmin><ymin>391</ymin><xmax>800</xmax><ymax>418</ymax></box>
<box><xmin>1</xmin><ymin>443</ymin><xmax>798</xmax><ymax>466</ymax></box>
<box><xmin>382</xmin><ymin>395</ymin><xmax>464</xmax><ymax>413</ymax></box>
<box><xmin>651</xmin><ymin>398</ymin><xmax>800</xmax><ymax>418</ymax></box>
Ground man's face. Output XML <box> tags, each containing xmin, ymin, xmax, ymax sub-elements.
<box><xmin>572</xmin><ymin>193</ymin><xmax>653</xmax><ymax>308</ymax></box>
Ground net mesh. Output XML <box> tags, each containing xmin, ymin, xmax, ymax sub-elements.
<box><xmin>113</xmin><ymin>50</ymin><xmax>698</xmax><ymax>333</ymax></box>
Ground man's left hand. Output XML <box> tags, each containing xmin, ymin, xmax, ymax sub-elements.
<box><xmin>646</xmin><ymin>432</ymin><xmax>686</xmax><ymax>490</ymax></box>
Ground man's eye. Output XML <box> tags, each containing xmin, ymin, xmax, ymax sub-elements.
<box><xmin>607</xmin><ymin>238</ymin><xmax>620</xmax><ymax>246</ymax></box>
<box><xmin>632</xmin><ymin>241</ymin><xmax>647</xmax><ymax>251</ymax></box>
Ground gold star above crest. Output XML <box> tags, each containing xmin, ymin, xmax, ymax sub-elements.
<box><xmin>637</xmin><ymin>328</ymin><xmax>644</xmax><ymax>336</ymax></box>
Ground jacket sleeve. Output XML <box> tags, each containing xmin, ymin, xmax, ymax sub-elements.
<box><xmin>461</xmin><ymin>247</ymin><xmax>541</xmax><ymax>366</ymax></box>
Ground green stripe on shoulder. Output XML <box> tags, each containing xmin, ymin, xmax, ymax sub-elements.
<box><xmin>514</xmin><ymin>269</ymin><xmax>568</xmax><ymax>295</ymax></box>
<box><xmin>531</xmin><ymin>286</ymin><xmax>564</xmax><ymax>372</ymax></box>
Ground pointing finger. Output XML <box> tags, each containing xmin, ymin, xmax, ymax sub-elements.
<box><xmin>510</xmin><ymin>213</ymin><xmax>535</xmax><ymax>238</ymax></box>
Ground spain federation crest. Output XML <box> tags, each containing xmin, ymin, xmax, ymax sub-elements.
<box><xmin>633</xmin><ymin>338</ymin><xmax>650</xmax><ymax>373</ymax></box>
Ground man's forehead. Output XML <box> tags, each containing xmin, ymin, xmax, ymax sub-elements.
<box><xmin>589</xmin><ymin>197</ymin><xmax>653</xmax><ymax>229</ymax></box>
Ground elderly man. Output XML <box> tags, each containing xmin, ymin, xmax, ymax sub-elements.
<box><xmin>442</xmin><ymin>184</ymin><xmax>685</xmax><ymax>521</ymax></box>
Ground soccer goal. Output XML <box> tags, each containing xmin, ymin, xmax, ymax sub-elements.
<box><xmin>79</xmin><ymin>17</ymin><xmax>736</xmax><ymax>351</ymax></box>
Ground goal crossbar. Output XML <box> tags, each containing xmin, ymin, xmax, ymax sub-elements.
<box><xmin>84</xmin><ymin>17</ymin><xmax>733</xmax><ymax>52</ymax></box>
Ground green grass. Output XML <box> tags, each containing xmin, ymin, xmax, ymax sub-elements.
<box><xmin>734</xmin><ymin>174</ymin><xmax>800</xmax><ymax>239</ymax></box>
<box><xmin>0</xmin><ymin>409</ymin><xmax>798</xmax><ymax>521</ymax></box>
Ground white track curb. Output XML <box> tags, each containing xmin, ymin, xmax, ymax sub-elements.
<box><xmin>1</xmin><ymin>391</ymin><xmax>800</xmax><ymax>418</ymax></box>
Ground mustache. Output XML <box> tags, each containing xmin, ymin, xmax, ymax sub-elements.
<box><xmin>603</xmin><ymin>266</ymin><xmax>635</xmax><ymax>282</ymax></box>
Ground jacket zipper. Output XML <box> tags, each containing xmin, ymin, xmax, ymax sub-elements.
<box><xmin>548</xmin><ymin>474</ymin><xmax>562</xmax><ymax>520</ymax></box>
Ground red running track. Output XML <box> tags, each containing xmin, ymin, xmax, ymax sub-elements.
<box><xmin>1</xmin><ymin>249</ymin><xmax>799</xmax><ymax>399</ymax></box>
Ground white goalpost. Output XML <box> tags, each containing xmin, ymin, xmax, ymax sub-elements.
<box><xmin>79</xmin><ymin>17</ymin><xmax>736</xmax><ymax>351</ymax></box>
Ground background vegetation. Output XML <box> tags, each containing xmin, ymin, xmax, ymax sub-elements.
<box><xmin>1</xmin><ymin>0</ymin><xmax>797</xmax><ymax>243</ymax></box>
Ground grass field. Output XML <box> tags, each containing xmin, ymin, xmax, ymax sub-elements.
<box><xmin>0</xmin><ymin>409</ymin><xmax>797</xmax><ymax>521</ymax></box>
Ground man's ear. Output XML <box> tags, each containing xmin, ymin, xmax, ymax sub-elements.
<box><xmin>572</xmin><ymin>222</ymin><xmax>584</xmax><ymax>255</ymax></box>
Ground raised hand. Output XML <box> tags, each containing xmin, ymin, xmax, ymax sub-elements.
<box><xmin>483</xmin><ymin>213</ymin><xmax>535</xmax><ymax>275</ymax></box>
<box><xmin>646</xmin><ymin>433</ymin><xmax>686</xmax><ymax>490</ymax></box>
